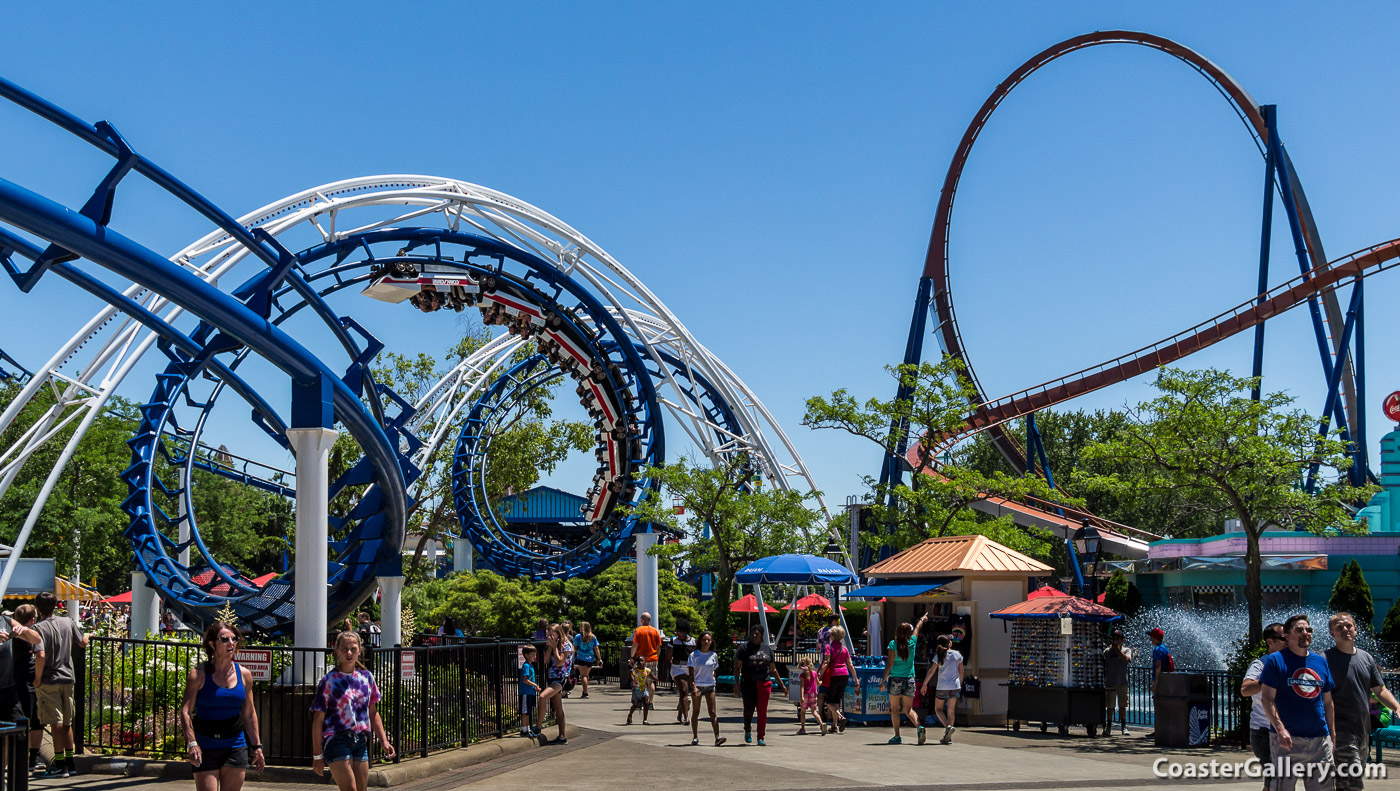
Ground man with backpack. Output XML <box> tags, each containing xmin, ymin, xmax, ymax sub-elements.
<box><xmin>1147</xmin><ymin>627</ymin><xmax>1174</xmax><ymax>740</ymax></box>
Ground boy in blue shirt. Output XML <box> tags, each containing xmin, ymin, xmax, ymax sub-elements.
<box><xmin>520</xmin><ymin>645</ymin><xmax>541</xmax><ymax>738</ymax></box>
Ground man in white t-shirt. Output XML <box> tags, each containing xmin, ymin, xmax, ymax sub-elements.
<box><xmin>1239</xmin><ymin>622</ymin><xmax>1286</xmax><ymax>791</ymax></box>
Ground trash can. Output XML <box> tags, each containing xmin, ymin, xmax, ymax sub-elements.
<box><xmin>1154</xmin><ymin>673</ymin><xmax>1210</xmax><ymax>747</ymax></box>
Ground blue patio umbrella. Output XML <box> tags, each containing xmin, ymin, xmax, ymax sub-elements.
<box><xmin>734</xmin><ymin>554</ymin><xmax>856</xmax><ymax>655</ymax></box>
<box><xmin>733</xmin><ymin>554</ymin><xmax>857</xmax><ymax>585</ymax></box>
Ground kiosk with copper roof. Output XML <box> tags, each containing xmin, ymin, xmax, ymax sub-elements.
<box><xmin>847</xmin><ymin>534</ymin><xmax>1052</xmax><ymax>726</ymax></box>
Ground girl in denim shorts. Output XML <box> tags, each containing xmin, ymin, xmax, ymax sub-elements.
<box><xmin>311</xmin><ymin>632</ymin><xmax>395</xmax><ymax>791</ymax></box>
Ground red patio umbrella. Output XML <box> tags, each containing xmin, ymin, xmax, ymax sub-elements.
<box><xmin>250</xmin><ymin>572</ymin><xmax>279</xmax><ymax>587</ymax></box>
<box><xmin>783</xmin><ymin>593</ymin><xmax>846</xmax><ymax>611</ymax></box>
<box><xmin>1027</xmin><ymin>585</ymin><xmax>1069</xmax><ymax>600</ymax></box>
<box><xmin>729</xmin><ymin>594</ymin><xmax>779</xmax><ymax>613</ymax></box>
<box><xmin>102</xmin><ymin>591</ymin><xmax>132</xmax><ymax>605</ymax></box>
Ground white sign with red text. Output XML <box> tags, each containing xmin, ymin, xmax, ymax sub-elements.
<box><xmin>401</xmin><ymin>651</ymin><xmax>416</xmax><ymax>680</ymax></box>
<box><xmin>235</xmin><ymin>649</ymin><xmax>272</xmax><ymax>681</ymax></box>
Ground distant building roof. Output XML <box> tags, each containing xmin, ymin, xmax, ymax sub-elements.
<box><xmin>863</xmin><ymin>534</ymin><xmax>1053</xmax><ymax>578</ymax></box>
<box><xmin>497</xmin><ymin>486</ymin><xmax>588</xmax><ymax>523</ymax></box>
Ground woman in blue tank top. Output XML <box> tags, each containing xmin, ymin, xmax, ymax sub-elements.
<box><xmin>179</xmin><ymin>623</ymin><xmax>264</xmax><ymax>789</ymax></box>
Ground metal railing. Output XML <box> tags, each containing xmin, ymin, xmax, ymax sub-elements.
<box><xmin>77</xmin><ymin>636</ymin><xmax>546</xmax><ymax>765</ymax></box>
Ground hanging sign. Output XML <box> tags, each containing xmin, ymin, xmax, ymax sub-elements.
<box><xmin>1384</xmin><ymin>391</ymin><xmax>1400</xmax><ymax>422</ymax></box>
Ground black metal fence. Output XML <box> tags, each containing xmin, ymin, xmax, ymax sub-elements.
<box><xmin>77</xmin><ymin>636</ymin><xmax>545</xmax><ymax>765</ymax></box>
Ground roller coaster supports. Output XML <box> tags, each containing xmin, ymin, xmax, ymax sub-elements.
<box><xmin>1353</xmin><ymin>283</ymin><xmax>1369</xmax><ymax>486</ymax></box>
<box><xmin>635</xmin><ymin>531</ymin><xmax>659</xmax><ymax>627</ymax></box>
<box><xmin>1307</xmin><ymin>279</ymin><xmax>1363</xmax><ymax>493</ymax></box>
<box><xmin>1251</xmin><ymin>106</ymin><xmax>1277</xmax><ymax>402</ymax></box>
<box><xmin>130</xmin><ymin>571</ymin><xmax>160</xmax><ymax>639</ymax></box>
<box><xmin>452</xmin><ymin>536</ymin><xmax>473</xmax><ymax>574</ymax></box>
<box><xmin>875</xmin><ymin>277</ymin><xmax>934</xmax><ymax>565</ymax></box>
<box><xmin>290</xmin><ymin>374</ymin><xmax>336</xmax><ymax>681</ymax></box>
<box><xmin>378</xmin><ymin>558</ymin><xmax>404</xmax><ymax>649</ymax></box>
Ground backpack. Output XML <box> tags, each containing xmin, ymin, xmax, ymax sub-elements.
<box><xmin>1161</xmin><ymin>649</ymin><xmax>1175</xmax><ymax>673</ymax></box>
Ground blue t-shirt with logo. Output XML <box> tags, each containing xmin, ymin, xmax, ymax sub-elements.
<box><xmin>1259</xmin><ymin>649</ymin><xmax>1334</xmax><ymax>738</ymax></box>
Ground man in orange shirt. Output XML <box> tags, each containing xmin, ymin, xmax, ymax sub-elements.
<box><xmin>632</xmin><ymin>612</ymin><xmax>662</xmax><ymax>709</ymax></box>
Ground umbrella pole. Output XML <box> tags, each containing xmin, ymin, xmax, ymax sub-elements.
<box><xmin>754</xmin><ymin>585</ymin><xmax>773</xmax><ymax>651</ymax></box>
<box><xmin>831</xmin><ymin>584</ymin><xmax>855</xmax><ymax>655</ymax></box>
<box><xmin>772</xmin><ymin>586</ymin><xmax>797</xmax><ymax>662</ymax></box>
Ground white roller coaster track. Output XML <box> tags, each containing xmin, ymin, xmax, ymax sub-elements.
<box><xmin>0</xmin><ymin>176</ymin><xmax>835</xmax><ymax>596</ymax></box>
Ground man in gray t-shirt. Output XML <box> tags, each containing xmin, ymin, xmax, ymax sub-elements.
<box><xmin>32</xmin><ymin>592</ymin><xmax>87</xmax><ymax>778</ymax></box>
<box><xmin>1101</xmin><ymin>629</ymin><xmax>1132</xmax><ymax>735</ymax></box>
<box><xmin>1325</xmin><ymin>612</ymin><xmax>1400</xmax><ymax>791</ymax></box>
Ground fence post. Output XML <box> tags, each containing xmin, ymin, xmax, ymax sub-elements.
<box><xmin>418</xmin><ymin>646</ymin><xmax>428</xmax><ymax>760</ymax></box>
<box><xmin>392</xmin><ymin>645</ymin><xmax>403</xmax><ymax>764</ymax></box>
<box><xmin>494</xmin><ymin>640</ymin><xmax>503</xmax><ymax>739</ymax></box>
<box><xmin>73</xmin><ymin>640</ymin><xmax>85</xmax><ymax>755</ymax></box>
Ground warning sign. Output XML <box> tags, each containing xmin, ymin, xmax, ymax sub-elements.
<box><xmin>401</xmin><ymin>651</ymin><xmax>416</xmax><ymax>680</ymax></box>
<box><xmin>236</xmin><ymin>649</ymin><xmax>273</xmax><ymax>681</ymax></box>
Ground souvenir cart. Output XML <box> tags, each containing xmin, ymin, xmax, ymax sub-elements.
<box><xmin>990</xmin><ymin>595</ymin><xmax>1122</xmax><ymax>737</ymax></box>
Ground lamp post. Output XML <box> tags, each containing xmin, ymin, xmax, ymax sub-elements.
<box><xmin>1072</xmin><ymin>518</ymin><xmax>1102</xmax><ymax>601</ymax></box>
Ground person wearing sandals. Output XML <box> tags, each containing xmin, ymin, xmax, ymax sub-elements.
<box><xmin>883</xmin><ymin>615</ymin><xmax>927</xmax><ymax>745</ymax></box>
<box><xmin>669</xmin><ymin>621</ymin><xmax>697</xmax><ymax>725</ymax></box>
<box><xmin>536</xmin><ymin>623</ymin><xmax>573</xmax><ymax>744</ymax></box>
<box><xmin>572</xmin><ymin>622</ymin><xmax>600</xmax><ymax>699</ymax></box>
<box><xmin>686</xmin><ymin>631</ymin><xmax>726</xmax><ymax>746</ymax></box>
<box><xmin>819</xmin><ymin>625</ymin><xmax>859</xmax><ymax>734</ymax></box>
<box><xmin>733</xmin><ymin>626</ymin><xmax>786</xmax><ymax>745</ymax></box>
<box><xmin>920</xmin><ymin>634</ymin><xmax>963</xmax><ymax>744</ymax></box>
<box><xmin>180</xmin><ymin>622</ymin><xmax>264</xmax><ymax>790</ymax></box>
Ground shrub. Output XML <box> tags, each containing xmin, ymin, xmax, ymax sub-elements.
<box><xmin>1328</xmin><ymin>559</ymin><xmax>1374</xmax><ymax>632</ymax></box>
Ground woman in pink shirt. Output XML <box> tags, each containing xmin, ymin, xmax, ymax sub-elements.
<box><xmin>817</xmin><ymin>626</ymin><xmax>859</xmax><ymax>732</ymax></box>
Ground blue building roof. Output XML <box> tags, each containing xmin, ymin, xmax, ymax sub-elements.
<box><xmin>497</xmin><ymin>486</ymin><xmax>588</xmax><ymax>523</ymax></box>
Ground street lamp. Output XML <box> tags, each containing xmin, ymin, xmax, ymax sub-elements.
<box><xmin>824</xmin><ymin>535</ymin><xmax>843</xmax><ymax>562</ymax></box>
<box><xmin>1072</xmin><ymin>518</ymin><xmax>1102</xmax><ymax>600</ymax></box>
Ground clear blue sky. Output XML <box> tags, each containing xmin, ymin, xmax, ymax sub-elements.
<box><xmin>2</xmin><ymin>3</ymin><xmax>1398</xmax><ymax>521</ymax></box>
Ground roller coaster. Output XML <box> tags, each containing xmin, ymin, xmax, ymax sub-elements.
<box><xmin>0</xmin><ymin>83</ymin><xmax>827</xmax><ymax>632</ymax></box>
<box><xmin>884</xmin><ymin>31</ymin><xmax>1389</xmax><ymax>559</ymax></box>
<box><xmin>0</xmin><ymin>30</ymin><xmax>1391</xmax><ymax>631</ymax></box>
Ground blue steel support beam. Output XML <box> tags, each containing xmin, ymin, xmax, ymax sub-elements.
<box><xmin>1305</xmin><ymin>279</ymin><xmax>1363</xmax><ymax>494</ymax></box>
<box><xmin>876</xmin><ymin>276</ymin><xmax>933</xmax><ymax>564</ymax></box>
<box><xmin>1353</xmin><ymin>280</ymin><xmax>1368</xmax><ymax>486</ymax></box>
<box><xmin>0</xmin><ymin>176</ymin><xmax>407</xmax><ymax>539</ymax></box>
<box><xmin>1250</xmin><ymin>105</ymin><xmax>1277</xmax><ymax>402</ymax></box>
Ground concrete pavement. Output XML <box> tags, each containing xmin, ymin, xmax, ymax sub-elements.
<box><xmin>42</xmin><ymin>682</ymin><xmax>1394</xmax><ymax>790</ymax></box>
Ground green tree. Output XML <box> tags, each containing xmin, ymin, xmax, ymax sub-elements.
<box><xmin>625</xmin><ymin>453</ymin><xmax>826</xmax><ymax>640</ymax></box>
<box><xmin>1328</xmin><ymin>559</ymin><xmax>1374</xmax><ymax>632</ymax></box>
<box><xmin>1076</xmin><ymin>368</ymin><xmax>1377</xmax><ymax>643</ymax></box>
<box><xmin>803</xmin><ymin>357</ymin><xmax>1070</xmax><ymax>558</ymax></box>
<box><xmin>188</xmin><ymin>467</ymin><xmax>291</xmax><ymax>574</ymax></box>
<box><xmin>959</xmin><ymin>409</ymin><xmax>1219</xmax><ymax>541</ymax></box>
<box><xmin>1381</xmin><ymin>598</ymin><xmax>1400</xmax><ymax>644</ymax></box>
<box><xmin>1101</xmin><ymin>569</ymin><xmax>1142</xmax><ymax>616</ymax></box>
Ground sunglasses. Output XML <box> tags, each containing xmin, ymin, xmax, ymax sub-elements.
<box><xmin>216</xmin><ymin>636</ymin><xmax>238</xmax><ymax>644</ymax></box>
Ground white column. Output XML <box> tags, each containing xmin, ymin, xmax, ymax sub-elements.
<box><xmin>177</xmin><ymin>468</ymin><xmax>191</xmax><ymax>567</ymax></box>
<box><xmin>289</xmin><ymin>426</ymin><xmax>338</xmax><ymax>683</ymax></box>
<box><xmin>378</xmin><ymin>575</ymin><xmax>404</xmax><ymax>648</ymax></box>
<box><xmin>452</xmin><ymin>537</ymin><xmax>472</xmax><ymax>574</ymax></box>
<box><xmin>130</xmin><ymin>571</ymin><xmax>160</xmax><ymax>639</ymax></box>
<box><xmin>634</xmin><ymin>531</ymin><xmax>659</xmax><ymax>626</ymax></box>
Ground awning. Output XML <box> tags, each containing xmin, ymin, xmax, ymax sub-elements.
<box><xmin>844</xmin><ymin>578</ymin><xmax>957</xmax><ymax>599</ymax></box>
<box><xmin>55</xmin><ymin>576</ymin><xmax>102</xmax><ymax>602</ymax></box>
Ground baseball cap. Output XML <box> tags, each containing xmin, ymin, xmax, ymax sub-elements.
<box><xmin>1147</xmin><ymin>628</ymin><xmax>1165</xmax><ymax>640</ymax></box>
<box><xmin>1110</xmin><ymin>629</ymin><xmax>1124</xmax><ymax>639</ymax></box>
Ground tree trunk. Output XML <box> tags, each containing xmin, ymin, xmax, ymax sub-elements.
<box><xmin>1244</xmin><ymin>525</ymin><xmax>1263</xmax><ymax>644</ymax></box>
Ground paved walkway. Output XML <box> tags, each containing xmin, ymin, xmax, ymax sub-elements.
<box><xmin>41</xmin><ymin>683</ymin><xmax>1394</xmax><ymax>790</ymax></box>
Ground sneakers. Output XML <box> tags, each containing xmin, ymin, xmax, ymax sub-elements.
<box><xmin>691</xmin><ymin>737</ymin><xmax>699</xmax><ymax>746</ymax></box>
<box><xmin>38</xmin><ymin>763</ymin><xmax>67</xmax><ymax>779</ymax></box>
<box><xmin>625</xmin><ymin>714</ymin><xmax>633</xmax><ymax>725</ymax></box>
<box><xmin>549</xmin><ymin>736</ymin><xmax>568</xmax><ymax>745</ymax></box>
<box><xmin>580</xmin><ymin>693</ymin><xmax>590</xmax><ymax>699</ymax></box>
<box><xmin>756</xmin><ymin>738</ymin><xmax>766</xmax><ymax>746</ymax></box>
<box><xmin>940</xmin><ymin>725</ymin><xmax>956</xmax><ymax>744</ymax></box>
<box><xmin>917</xmin><ymin>725</ymin><xmax>927</xmax><ymax>745</ymax></box>
<box><xmin>744</xmin><ymin>731</ymin><xmax>752</xmax><ymax>744</ymax></box>
<box><xmin>714</xmin><ymin>736</ymin><xmax>726</xmax><ymax>747</ymax></box>
<box><xmin>887</xmin><ymin>735</ymin><xmax>902</xmax><ymax>745</ymax></box>
<box><xmin>1120</xmin><ymin>725</ymin><xmax>1129</xmax><ymax>736</ymax></box>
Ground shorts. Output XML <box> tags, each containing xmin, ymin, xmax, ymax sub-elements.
<box><xmin>887</xmin><ymin>676</ymin><xmax>915</xmax><ymax>698</ymax></box>
<box><xmin>36</xmin><ymin>683</ymin><xmax>74</xmax><ymax>726</ymax></box>
<box><xmin>323</xmin><ymin>730</ymin><xmax>370</xmax><ymax>764</ymax></box>
<box><xmin>671</xmin><ymin>665</ymin><xmax>691</xmax><ymax>679</ymax></box>
<box><xmin>642</xmin><ymin>660</ymin><xmax>658</xmax><ymax>679</ymax></box>
<box><xmin>0</xmin><ymin>685</ymin><xmax>20</xmax><ymax>723</ymax></box>
<box><xmin>1110</xmin><ymin>685</ymin><xmax>1129</xmax><ymax>707</ymax></box>
<box><xmin>825</xmin><ymin>674</ymin><xmax>849</xmax><ymax>703</ymax></box>
<box><xmin>800</xmin><ymin>695</ymin><xmax>819</xmax><ymax>711</ymax></box>
<box><xmin>575</xmin><ymin>658</ymin><xmax>594</xmax><ymax>668</ymax></box>
<box><xmin>695</xmin><ymin>685</ymin><xmax>715</xmax><ymax>696</ymax></box>
<box><xmin>195</xmin><ymin>744</ymin><xmax>249</xmax><ymax>773</ymax></box>
<box><xmin>631</xmin><ymin>688</ymin><xmax>649</xmax><ymax>704</ymax></box>
<box><xmin>520</xmin><ymin>695</ymin><xmax>536</xmax><ymax>718</ymax></box>
<box><xmin>935</xmin><ymin>688</ymin><xmax>959</xmax><ymax>700</ymax></box>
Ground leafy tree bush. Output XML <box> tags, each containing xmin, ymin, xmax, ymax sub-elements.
<box><xmin>1101</xmin><ymin>570</ymin><xmax>1143</xmax><ymax>616</ymax></box>
<box><xmin>1381</xmin><ymin>597</ymin><xmax>1400</xmax><ymax>644</ymax></box>
<box><xmin>1328</xmin><ymin>559</ymin><xmax>1374</xmax><ymax>632</ymax></box>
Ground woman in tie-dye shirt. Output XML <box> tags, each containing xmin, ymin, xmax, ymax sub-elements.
<box><xmin>311</xmin><ymin>632</ymin><xmax>395</xmax><ymax>791</ymax></box>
